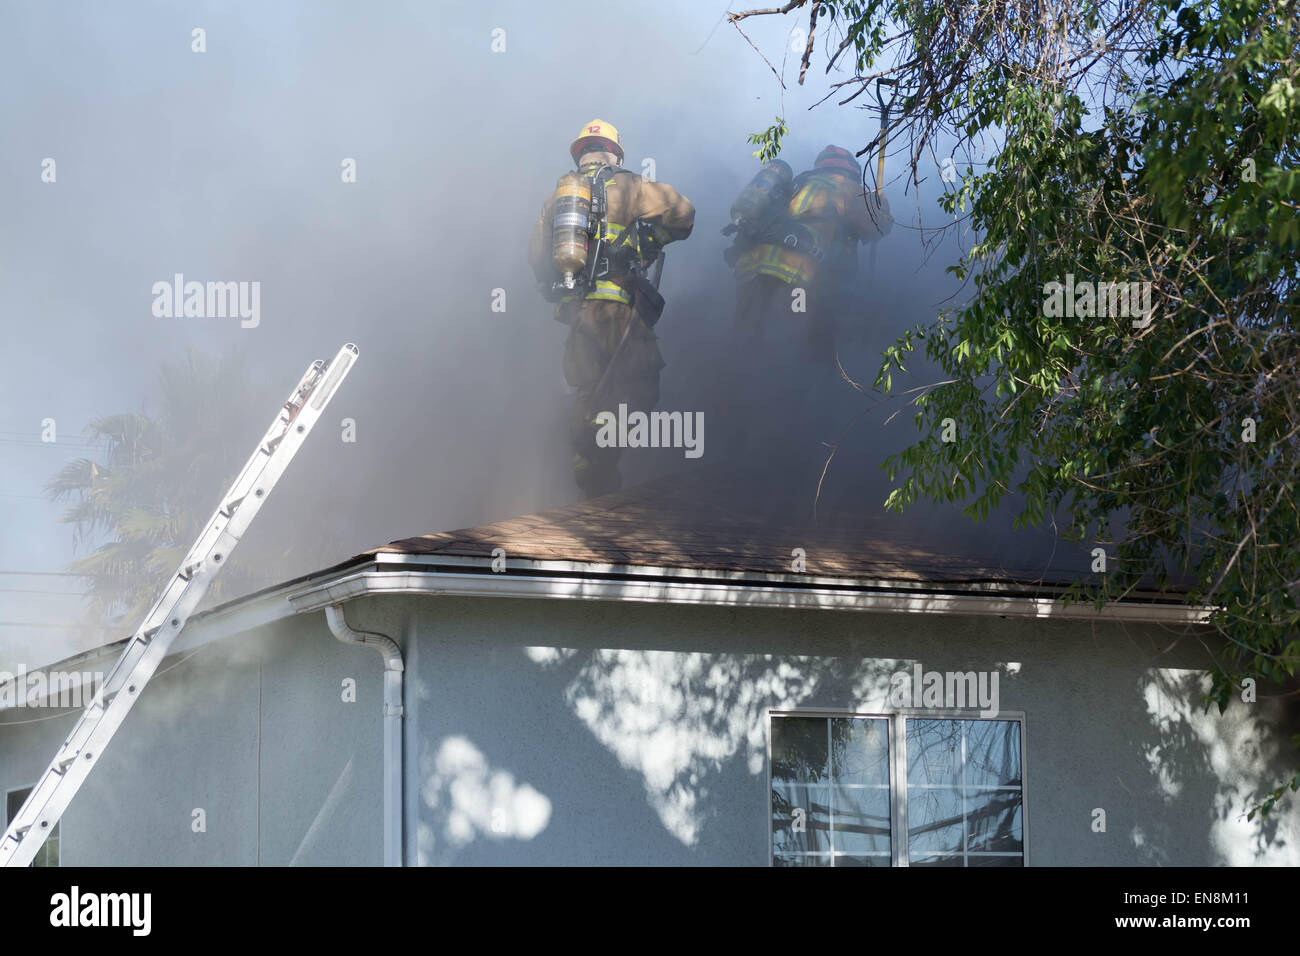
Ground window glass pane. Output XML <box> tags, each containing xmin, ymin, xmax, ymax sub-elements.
<box><xmin>831</xmin><ymin>786</ymin><xmax>891</xmax><ymax>855</ymax></box>
<box><xmin>906</xmin><ymin>786</ymin><xmax>964</xmax><ymax>854</ymax></box>
<box><xmin>836</xmin><ymin>855</ymin><xmax>890</xmax><ymax>866</ymax></box>
<box><xmin>830</xmin><ymin>717</ymin><xmax>890</xmax><ymax>786</ymax></box>
<box><xmin>964</xmin><ymin>720</ymin><xmax>1021</xmax><ymax>788</ymax></box>
<box><xmin>772</xmin><ymin>784</ymin><xmax>832</xmax><ymax>854</ymax></box>
<box><xmin>904</xmin><ymin>717</ymin><xmax>1024</xmax><ymax>866</ymax></box>
<box><xmin>906</xmin><ymin>719</ymin><xmax>963</xmax><ymax>787</ymax></box>
<box><xmin>771</xmin><ymin>716</ymin><xmax>829</xmax><ymax>785</ymax></box>
<box><xmin>968</xmin><ymin>855</ymin><xmax>1023</xmax><ymax>867</ymax></box>
<box><xmin>771</xmin><ymin>715</ymin><xmax>893</xmax><ymax>865</ymax></box>
<box><xmin>966</xmin><ymin>791</ymin><xmax>1023</xmax><ymax>853</ymax></box>
<box><xmin>5</xmin><ymin>788</ymin><xmax>25</xmax><ymax>824</ymax></box>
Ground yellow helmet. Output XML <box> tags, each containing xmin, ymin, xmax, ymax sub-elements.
<box><xmin>570</xmin><ymin>119</ymin><xmax>623</xmax><ymax>164</ymax></box>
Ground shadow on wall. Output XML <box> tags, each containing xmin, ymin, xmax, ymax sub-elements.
<box><xmin>408</xmin><ymin>604</ymin><xmax>1300</xmax><ymax>866</ymax></box>
<box><xmin>1134</xmin><ymin>668</ymin><xmax>1297</xmax><ymax>865</ymax></box>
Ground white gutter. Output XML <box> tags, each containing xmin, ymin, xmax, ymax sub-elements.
<box><xmin>368</xmin><ymin>550</ymin><xmax>1103</xmax><ymax>596</ymax></box>
<box><xmin>323</xmin><ymin>604</ymin><xmax>403</xmax><ymax>867</ymax></box>
<box><xmin>290</xmin><ymin>565</ymin><xmax>1213</xmax><ymax>625</ymax></box>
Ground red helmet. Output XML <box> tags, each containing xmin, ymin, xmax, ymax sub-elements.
<box><xmin>815</xmin><ymin>145</ymin><xmax>861</xmax><ymax>174</ymax></box>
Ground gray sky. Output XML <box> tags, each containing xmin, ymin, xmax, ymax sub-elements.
<box><xmin>1</xmin><ymin>0</ymin><xmax>1055</xmax><ymax>669</ymax></box>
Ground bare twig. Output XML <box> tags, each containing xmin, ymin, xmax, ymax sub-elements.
<box><xmin>729</xmin><ymin>19</ymin><xmax>786</xmax><ymax>89</ymax></box>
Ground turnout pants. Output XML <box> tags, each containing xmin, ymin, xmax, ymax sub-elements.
<box><xmin>562</xmin><ymin>298</ymin><xmax>664</xmax><ymax>498</ymax></box>
<box><xmin>733</xmin><ymin>273</ymin><xmax>837</xmax><ymax>365</ymax></box>
<box><xmin>724</xmin><ymin>274</ymin><xmax>842</xmax><ymax>466</ymax></box>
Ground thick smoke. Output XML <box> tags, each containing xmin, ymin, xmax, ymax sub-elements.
<box><xmin>1</xmin><ymin>1</ymin><xmax>1070</xmax><ymax>669</ymax></box>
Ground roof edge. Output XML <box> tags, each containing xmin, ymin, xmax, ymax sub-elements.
<box><xmin>366</xmin><ymin>551</ymin><xmax>1193</xmax><ymax>605</ymax></box>
<box><xmin>287</xmin><ymin>560</ymin><xmax>1213</xmax><ymax>625</ymax></box>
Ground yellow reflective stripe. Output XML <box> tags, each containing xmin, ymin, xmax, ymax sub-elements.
<box><xmin>746</xmin><ymin>263</ymin><xmax>801</xmax><ymax>283</ymax></box>
<box><xmin>790</xmin><ymin>183</ymin><xmax>819</xmax><ymax>216</ymax></box>
<box><xmin>585</xmin><ymin>279</ymin><xmax>632</xmax><ymax>303</ymax></box>
<box><xmin>734</xmin><ymin>244</ymin><xmax>811</xmax><ymax>285</ymax></box>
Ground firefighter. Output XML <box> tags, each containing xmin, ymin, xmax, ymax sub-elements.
<box><xmin>728</xmin><ymin>145</ymin><xmax>892</xmax><ymax>365</ymax></box>
<box><xmin>530</xmin><ymin>119</ymin><xmax>695</xmax><ymax>498</ymax></box>
<box><xmin>718</xmin><ymin>146</ymin><xmax>892</xmax><ymax>463</ymax></box>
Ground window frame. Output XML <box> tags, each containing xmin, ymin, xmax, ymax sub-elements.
<box><xmin>767</xmin><ymin>708</ymin><xmax>1029</xmax><ymax>867</ymax></box>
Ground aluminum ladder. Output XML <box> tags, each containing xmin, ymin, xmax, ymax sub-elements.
<box><xmin>0</xmin><ymin>343</ymin><xmax>359</xmax><ymax>867</ymax></box>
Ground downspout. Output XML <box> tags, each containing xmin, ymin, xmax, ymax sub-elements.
<box><xmin>324</xmin><ymin>603</ymin><xmax>403</xmax><ymax>867</ymax></box>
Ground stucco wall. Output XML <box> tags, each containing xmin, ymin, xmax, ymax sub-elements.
<box><xmin>392</xmin><ymin>592</ymin><xmax>1300</xmax><ymax>866</ymax></box>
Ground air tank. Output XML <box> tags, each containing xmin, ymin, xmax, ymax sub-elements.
<box><xmin>551</xmin><ymin>171</ymin><xmax>593</xmax><ymax>288</ymax></box>
<box><xmin>729</xmin><ymin>159</ymin><xmax>793</xmax><ymax>227</ymax></box>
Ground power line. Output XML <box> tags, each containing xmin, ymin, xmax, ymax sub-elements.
<box><xmin>0</xmin><ymin>446</ymin><xmax>103</xmax><ymax>457</ymax></box>
<box><xmin>0</xmin><ymin>622</ymin><xmax>111</xmax><ymax>631</ymax></box>
<box><xmin>0</xmin><ymin>572</ymin><xmax>88</xmax><ymax>578</ymax></box>
<box><xmin>0</xmin><ymin>433</ymin><xmax>104</xmax><ymax>445</ymax></box>
<box><xmin>0</xmin><ymin>588</ymin><xmax>92</xmax><ymax>596</ymax></box>
<box><xmin>0</xmin><ymin>434</ymin><xmax>101</xmax><ymax>441</ymax></box>
<box><xmin>0</xmin><ymin>429</ymin><xmax>102</xmax><ymax>438</ymax></box>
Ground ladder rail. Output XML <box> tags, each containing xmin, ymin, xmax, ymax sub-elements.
<box><xmin>0</xmin><ymin>343</ymin><xmax>358</xmax><ymax>868</ymax></box>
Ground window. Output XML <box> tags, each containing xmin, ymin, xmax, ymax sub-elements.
<box><xmin>906</xmin><ymin>717</ymin><xmax>1023</xmax><ymax>866</ymax></box>
<box><xmin>771</xmin><ymin>715</ymin><xmax>892</xmax><ymax>866</ymax></box>
<box><xmin>769</xmin><ymin>713</ymin><xmax>1024</xmax><ymax>866</ymax></box>
<box><xmin>6</xmin><ymin>787</ymin><xmax>59</xmax><ymax>867</ymax></box>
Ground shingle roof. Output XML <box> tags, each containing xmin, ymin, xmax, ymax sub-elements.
<box><xmin>370</xmin><ymin>465</ymin><xmax>1095</xmax><ymax>589</ymax></box>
